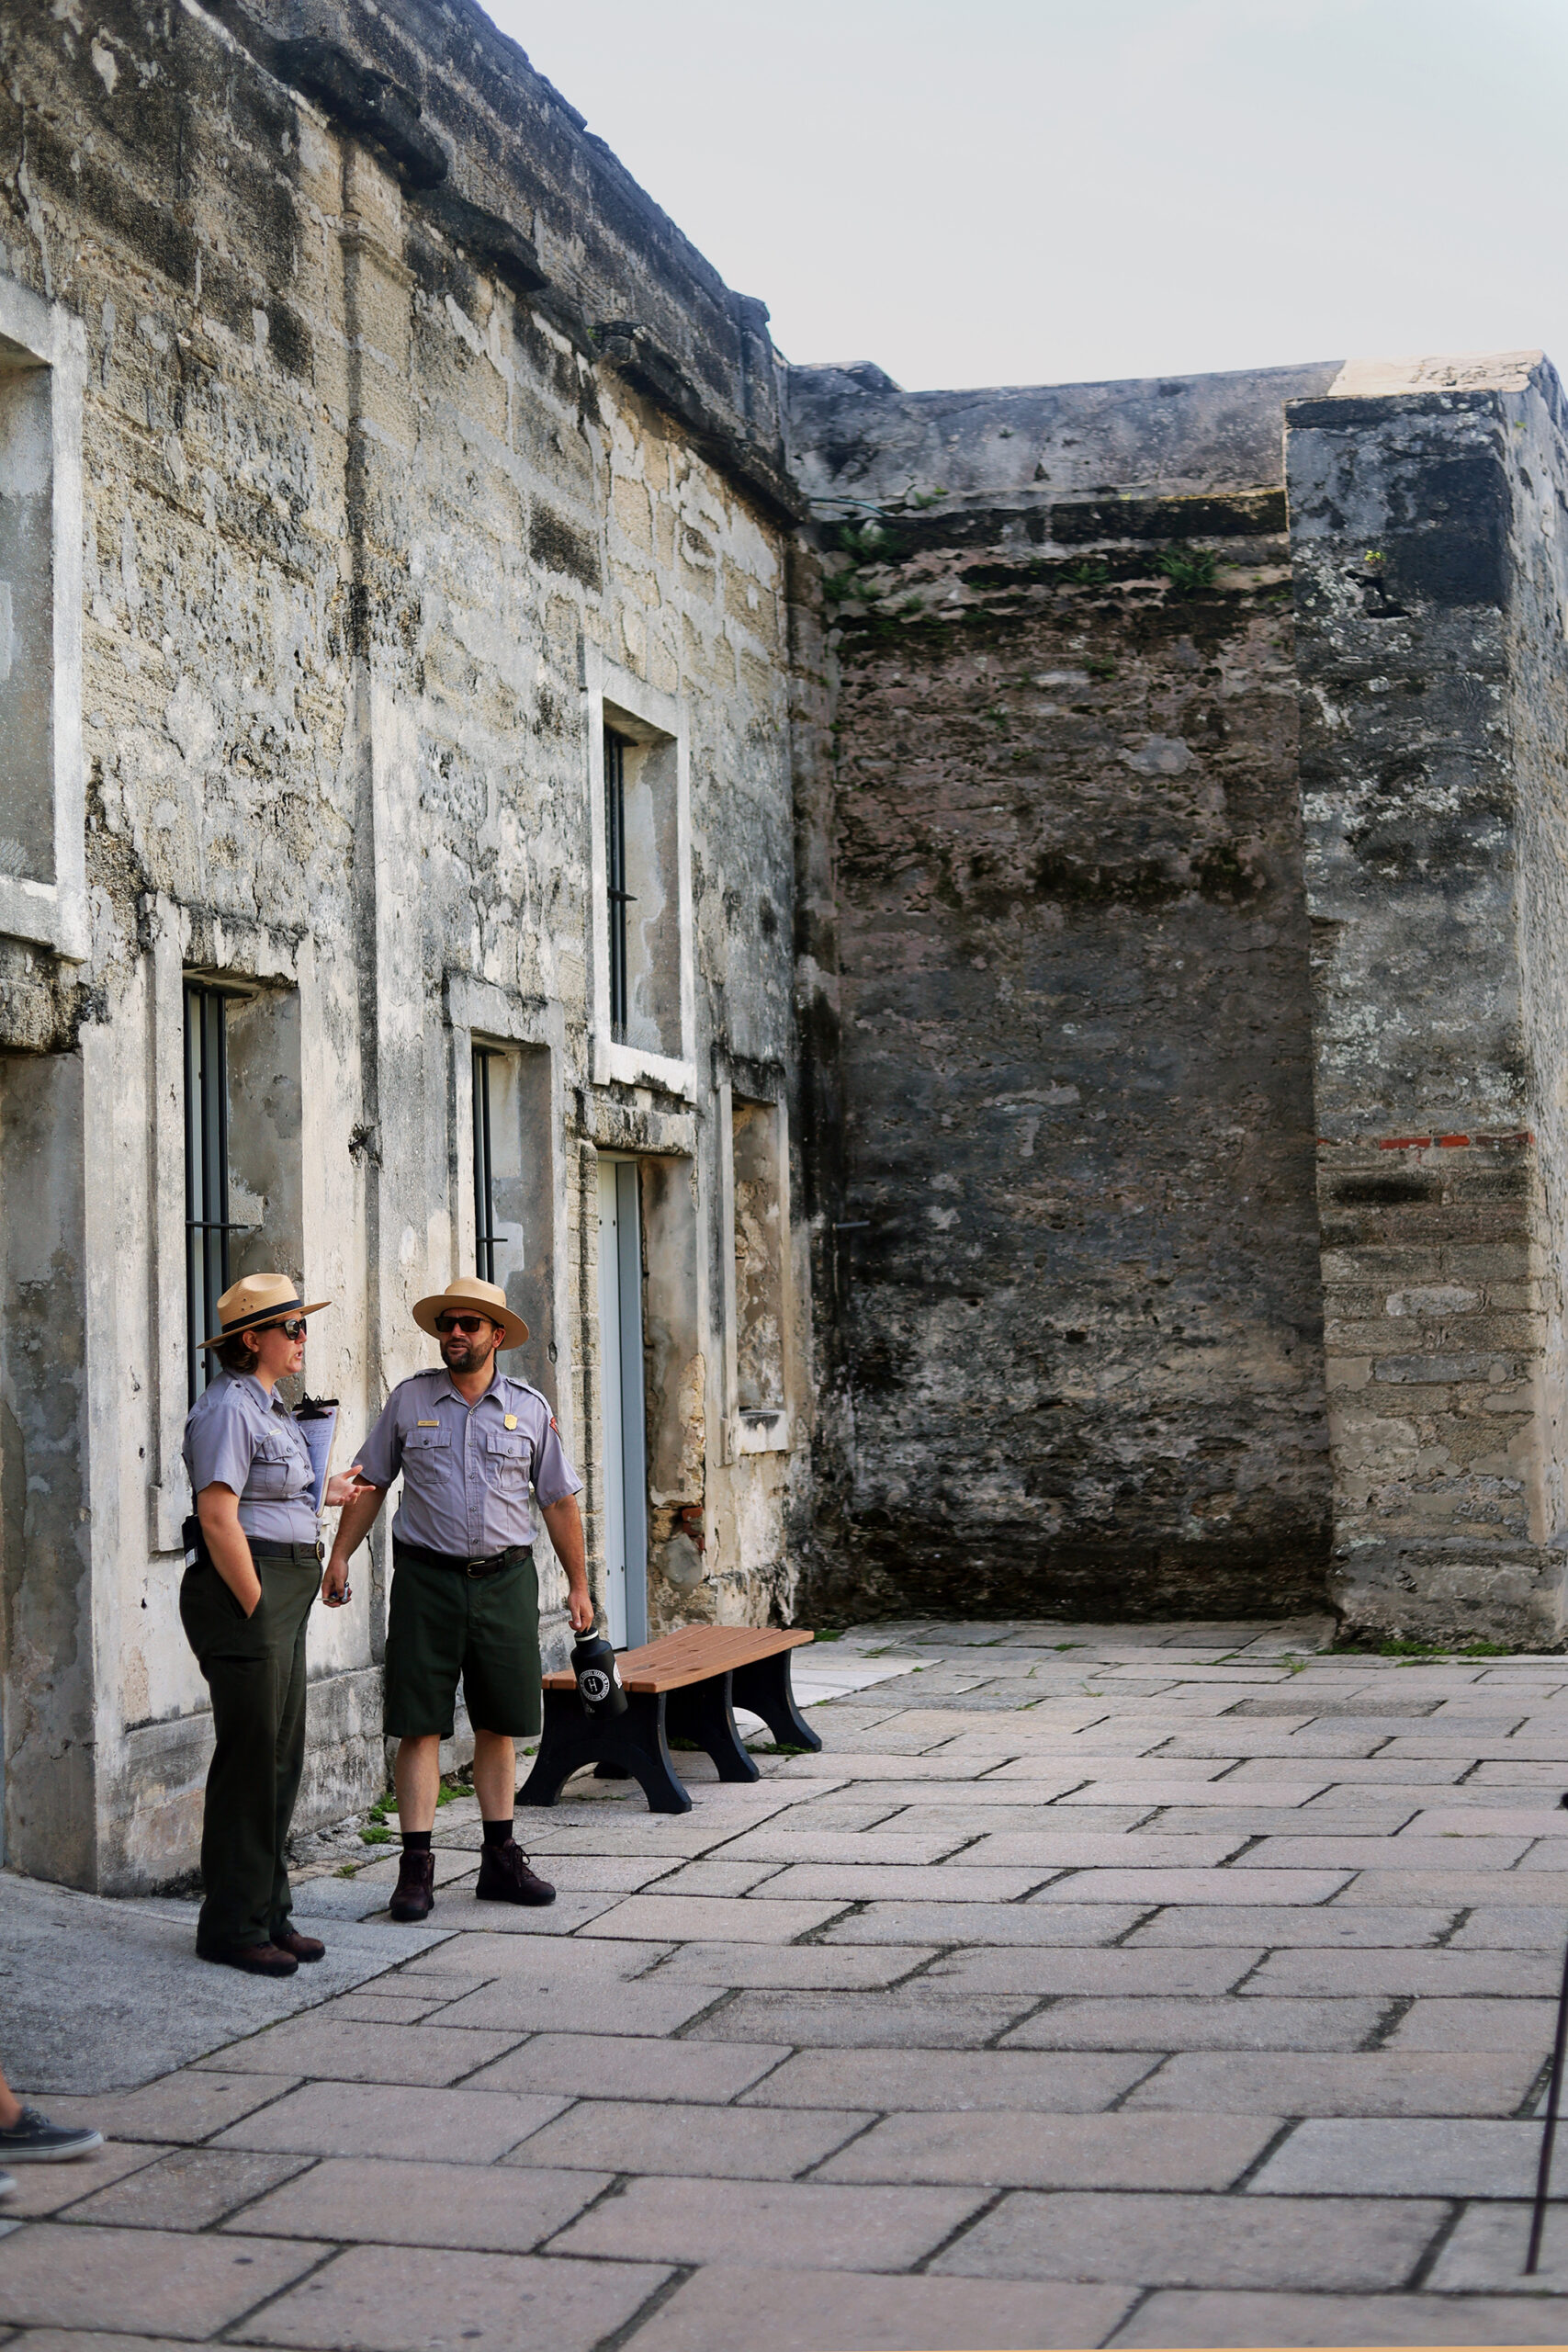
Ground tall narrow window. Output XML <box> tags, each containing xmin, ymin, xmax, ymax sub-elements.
<box><xmin>473</xmin><ymin>1044</ymin><xmax>501</xmax><ymax>1283</ymax></box>
<box><xmin>185</xmin><ymin>982</ymin><xmax>239</xmax><ymax>1402</ymax></box>
<box><xmin>604</xmin><ymin>725</ymin><xmax>631</xmax><ymax>1042</ymax></box>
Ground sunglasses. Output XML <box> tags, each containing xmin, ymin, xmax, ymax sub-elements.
<box><xmin>270</xmin><ymin>1317</ymin><xmax>309</xmax><ymax>1340</ymax></box>
<box><xmin>436</xmin><ymin>1314</ymin><xmax>492</xmax><ymax>1335</ymax></box>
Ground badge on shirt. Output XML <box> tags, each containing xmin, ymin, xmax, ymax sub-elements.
<box><xmin>417</xmin><ymin>1419</ymin><xmax>439</xmax><ymax>1428</ymax></box>
<box><xmin>504</xmin><ymin>1413</ymin><xmax>517</xmax><ymax>1430</ymax></box>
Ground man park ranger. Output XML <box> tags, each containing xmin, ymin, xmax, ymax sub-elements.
<box><xmin>325</xmin><ymin>1275</ymin><xmax>592</xmax><ymax>1920</ymax></box>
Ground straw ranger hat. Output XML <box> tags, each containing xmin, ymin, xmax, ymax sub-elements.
<box><xmin>412</xmin><ymin>1274</ymin><xmax>527</xmax><ymax>1351</ymax></box>
<box><xmin>202</xmin><ymin>1272</ymin><xmax>331</xmax><ymax>1350</ymax></box>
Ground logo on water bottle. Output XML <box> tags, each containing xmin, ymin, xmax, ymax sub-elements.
<box><xmin>580</xmin><ymin>1668</ymin><xmax>613</xmax><ymax>1704</ymax></box>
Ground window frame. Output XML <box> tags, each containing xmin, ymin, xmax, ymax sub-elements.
<box><xmin>472</xmin><ymin>1042</ymin><xmax>502</xmax><ymax>1283</ymax></box>
<box><xmin>0</xmin><ymin>273</ymin><xmax>87</xmax><ymax>961</ymax></box>
<box><xmin>183</xmin><ymin>979</ymin><xmax>248</xmax><ymax>1402</ymax></box>
<box><xmin>583</xmin><ymin>648</ymin><xmax>695</xmax><ymax>1101</ymax></box>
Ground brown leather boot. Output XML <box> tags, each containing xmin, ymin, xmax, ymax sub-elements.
<box><xmin>475</xmin><ymin>1838</ymin><xmax>556</xmax><ymax>1906</ymax></box>
<box><xmin>198</xmin><ymin>1941</ymin><xmax>299</xmax><ymax>1977</ymax></box>
<box><xmin>389</xmin><ymin>1848</ymin><xmax>435</xmax><ymax>1923</ymax></box>
<box><xmin>272</xmin><ymin>1926</ymin><xmax>326</xmax><ymax>1962</ymax></box>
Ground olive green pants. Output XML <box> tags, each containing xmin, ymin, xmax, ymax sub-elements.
<box><xmin>179</xmin><ymin>1549</ymin><xmax>321</xmax><ymax>1952</ymax></box>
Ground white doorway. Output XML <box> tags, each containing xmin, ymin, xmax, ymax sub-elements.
<box><xmin>597</xmin><ymin>1156</ymin><xmax>649</xmax><ymax>1647</ymax></box>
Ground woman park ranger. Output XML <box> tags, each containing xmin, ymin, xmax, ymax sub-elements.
<box><xmin>181</xmin><ymin>1272</ymin><xmax>360</xmax><ymax>1978</ymax></box>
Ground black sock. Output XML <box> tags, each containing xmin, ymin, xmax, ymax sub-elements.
<box><xmin>401</xmin><ymin>1828</ymin><xmax>432</xmax><ymax>1854</ymax></box>
<box><xmin>482</xmin><ymin>1816</ymin><xmax>515</xmax><ymax>1849</ymax></box>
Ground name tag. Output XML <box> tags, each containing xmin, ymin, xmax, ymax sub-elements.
<box><xmin>417</xmin><ymin>1419</ymin><xmax>439</xmax><ymax>1428</ymax></box>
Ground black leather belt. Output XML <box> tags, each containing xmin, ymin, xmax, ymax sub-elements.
<box><xmin>250</xmin><ymin>1540</ymin><xmax>325</xmax><ymax>1565</ymax></box>
<box><xmin>395</xmin><ymin>1540</ymin><xmax>533</xmax><ymax>1580</ymax></box>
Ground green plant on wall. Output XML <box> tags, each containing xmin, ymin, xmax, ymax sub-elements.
<box><xmin>1154</xmin><ymin>543</ymin><xmax>1218</xmax><ymax>594</ymax></box>
<box><xmin>1064</xmin><ymin>560</ymin><xmax>1110</xmax><ymax>586</ymax></box>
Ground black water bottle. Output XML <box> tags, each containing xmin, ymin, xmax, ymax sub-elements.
<box><xmin>572</xmin><ymin>1632</ymin><xmax>627</xmax><ymax>1718</ymax></box>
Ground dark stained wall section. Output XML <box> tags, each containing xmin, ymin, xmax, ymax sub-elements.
<box><xmin>792</xmin><ymin>365</ymin><xmax>1338</xmax><ymax>1618</ymax></box>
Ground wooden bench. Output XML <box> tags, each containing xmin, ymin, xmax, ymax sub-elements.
<box><xmin>517</xmin><ymin>1626</ymin><xmax>821</xmax><ymax>1815</ymax></box>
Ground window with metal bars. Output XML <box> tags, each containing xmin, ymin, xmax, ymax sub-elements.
<box><xmin>604</xmin><ymin>725</ymin><xmax>633</xmax><ymax>1041</ymax></box>
<box><xmin>473</xmin><ymin>1044</ymin><xmax>502</xmax><ymax>1283</ymax></box>
<box><xmin>184</xmin><ymin>981</ymin><xmax>246</xmax><ymax>1402</ymax></box>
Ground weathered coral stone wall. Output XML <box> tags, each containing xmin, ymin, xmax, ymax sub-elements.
<box><xmin>1289</xmin><ymin>356</ymin><xmax>1568</xmax><ymax>1643</ymax></box>
<box><xmin>789</xmin><ymin>366</ymin><xmax>1338</xmax><ymax>1617</ymax></box>
<box><xmin>0</xmin><ymin>0</ymin><xmax>807</xmax><ymax>1888</ymax></box>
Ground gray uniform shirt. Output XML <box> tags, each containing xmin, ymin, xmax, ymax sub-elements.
<box><xmin>355</xmin><ymin>1369</ymin><xmax>581</xmax><ymax>1558</ymax></box>
<box><xmin>183</xmin><ymin>1370</ymin><xmax>319</xmax><ymax>1546</ymax></box>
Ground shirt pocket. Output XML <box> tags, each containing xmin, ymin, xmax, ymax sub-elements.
<box><xmin>403</xmin><ymin>1426</ymin><xmax>452</xmax><ymax>1465</ymax></box>
<box><xmin>246</xmin><ymin>1433</ymin><xmax>300</xmax><ymax>1498</ymax></box>
<box><xmin>481</xmin><ymin>1430</ymin><xmax>531</xmax><ymax>1492</ymax></box>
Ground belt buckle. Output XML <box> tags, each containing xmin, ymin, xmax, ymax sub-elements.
<box><xmin>465</xmin><ymin>1557</ymin><xmax>486</xmax><ymax>1578</ymax></box>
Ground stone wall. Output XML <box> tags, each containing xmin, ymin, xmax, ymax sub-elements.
<box><xmin>0</xmin><ymin>0</ymin><xmax>808</xmax><ymax>1888</ymax></box>
<box><xmin>787</xmin><ymin>365</ymin><xmax>1340</xmax><ymax>1618</ymax></box>
<box><xmin>1289</xmin><ymin>355</ymin><xmax>1568</xmax><ymax>1644</ymax></box>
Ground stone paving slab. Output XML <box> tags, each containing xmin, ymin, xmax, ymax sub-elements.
<box><xmin>0</xmin><ymin>2136</ymin><xmax>166</xmax><ymax>2219</ymax></box>
<box><xmin>224</xmin><ymin>2153</ymin><xmax>609</xmax><ymax>2251</ymax></box>
<box><xmin>1246</xmin><ymin>1946</ymin><xmax>1563</xmax><ymax>1995</ymax></box>
<box><xmin>1110</xmin><ymin>2289</ymin><xmax>1568</xmax><ymax>2346</ymax></box>
<box><xmin>617</xmin><ymin>2265</ymin><xmax>1136</xmax><ymax>2352</ymax></box>
<box><xmin>464</xmin><ymin>2032</ymin><xmax>788</xmax><ymax>2103</ymax></box>
<box><xmin>1427</xmin><ymin>2199</ymin><xmax>1568</xmax><ymax>2288</ymax></box>
<box><xmin>575</xmin><ymin>1895</ymin><xmax>850</xmax><ymax>1941</ymax></box>
<box><xmin>1247</xmin><ymin>2116</ymin><xmax>1544</xmax><ymax>2197</ymax></box>
<box><xmin>739</xmin><ymin>2046</ymin><xmax>1157</xmax><ymax>2110</ymax></box>
<box><xmin>59</xmin><ymin>2145</ymin><xmax>312</xmax><ymax>2232</ymax></box>
<box><xmin>1000</xmin><ymin>1994</ymin><xmax>1387</xmax><ymax>2050</ymax></box>
<box><xmin>0</xmin><ymin>2222</ymin><xmax>326</xmax><ymax>2335</ymax></box>
<box><xmin>813</xmin><ymin>2108</ymin><xmax>1280</xmax><ymax>2188</ymax></box>
<box><xmin>647</xmin><ymin>1939</ymin><xmax>938</xmax><ymax>1986</ymax></box>
<box><xmin>683</xmin><ymin>1987</ymin><xmax>1034</xmax><ymax>2048</ymax></box>
<box><xmin>212</xmin><ymin>2080</ymin><xmax>571</xmax><ymax>2162</ymax></box>
<box><xmin>229</xmin><ymin>2244</ymin><xmax>671</xmax><ymax>2352</ymax></box>
<box><xmin>1383</xmin><ymin>1995</ymin><xmax>1557</xmax><ymax>2050</ymax></box>
<box><xmin>544</xmin><ymin>2172</ymin><xmax>987</xmax><ymax>2269</ymax></box>
<box><xmin>502</xmin><ymin>2097</ymin><xmax>874</xmax><ymax>2179</ymax></box>
<box><xmin>1129</xmin><ymin>1904</ymin><xmax>1457</xmax><ymax>1945</ymax></box>
<box><xmin>924</xmin><ymin>1946</ymin><xmax>1260</xmax><ymax>1995</ymax></box>
<box><xmin>821</xmin><ymin>1898</ymin><xmax>1150</xmax><ymax>1943</ymax></box>
<box><xmin>1125</xmin><ymin>2049</ymin><xmax>1543</xmax><ymax>2114</ymax></box>
<box><xmin>1031</xmin><ymin>1867</ymin><xmax>1357</xmax><ymax>1903</ymax></box>
<box><xmin>930</xmin><ymin>2187</ymin><xmax>1450</xmax><ymax>2289</ymax></box>
<box><xmin>190</xmin><ymin>2016</ymin><xmax>522</xmax><ymax>2085</ymax></box>
<box><xmin>750</xmin><ymin>1861</ymin><xmax>1054</xmax><ymax>1902</ymax></box>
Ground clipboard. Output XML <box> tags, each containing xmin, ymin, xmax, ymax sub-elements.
<box><xmin>294</xmin><ymin>1395</ymin><xmax>340</xmax><ymax>1515</ymax></box>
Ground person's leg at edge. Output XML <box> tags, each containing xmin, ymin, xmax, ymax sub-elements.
<box><xmin>473</xmin><ymin>1727</ymin><xmax>516</xmax><ymax>1841</ymax></box>
<box><xmin>179</xmin><ymin>1568</ymin><xmax>287</xmax><ymax>1965</ymax></box>
<box><xmin>269</xmin><ymin>1562</ymin><xmax>324</xmax><ymax>1962</ymax></box>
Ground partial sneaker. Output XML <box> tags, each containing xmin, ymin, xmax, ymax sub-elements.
<box><xmin>475</xmin><ymin>1839</ymin><xmax>556</xmax><ymax>1906</ymax></box>
<box><xmin>389</xmin><ymin>1848</ymin><xmax>435</xmax><ymax>1923</ymax></box>
<box><xmin>0</xmin><ymin>2107</ymin><xmax>105</xmax><ymax>2164</ymax></box>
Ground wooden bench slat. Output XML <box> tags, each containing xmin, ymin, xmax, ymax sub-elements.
<box><xmin>543</xmin><ymin>1623</ymin><xmax>813</xmax><ymax>1694</ymax></box>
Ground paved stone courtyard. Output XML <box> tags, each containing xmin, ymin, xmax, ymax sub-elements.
<box><xmin>9</xmin><ymin>1618</ymin><xmax>1568</xmax><ymax>2347</ymax></box>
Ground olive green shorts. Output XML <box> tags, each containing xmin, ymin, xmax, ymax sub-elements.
<box><xmin>383</xmin><ymin>1544</ymin><xmax>541</xmax><ymax>1740</ymax></box>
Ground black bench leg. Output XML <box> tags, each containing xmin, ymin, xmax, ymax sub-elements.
<box><xmin>666</xmin><ymin>1670</ymin><xmax>760</xmax><ymax>1783</ymax></box>
<box><xmin>517</xmin><ymin>1688</ymin><xmax>692</xmax><ymax>1815</ymax></box>
<box><xmin>731</xmin><ymin>1649</ymin><xmax>821</xmax><ymax>1753</ymax></box>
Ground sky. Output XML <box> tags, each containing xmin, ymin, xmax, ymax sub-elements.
<box><xmin>478</xmin><ymin>0</ymin><xmax>1568</xmax><ymax>395</ymax></box>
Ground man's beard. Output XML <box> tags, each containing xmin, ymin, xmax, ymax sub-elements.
<box><xmin>442</xmin><ymin>1335</ymin><xmax>496</xmax><ymax>1374</ymax></box>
